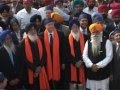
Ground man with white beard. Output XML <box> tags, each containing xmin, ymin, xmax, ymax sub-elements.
<box><xmin>83</xmin><ymin>23</ymin><xmax>113</xmax><ymax>90</ymax></box>
<box><xmin>68</xmin><ymin>19</ymin><xmax>86</xmax><ymax>90</ymax></box>
<box><xmin>0</xmin><ymin>30</ymin><xmax>23</xmax><ymax>89</ymax></box>
<box><xmin>19</xmin><ymin>23</ymin><xmax>50</xmax><ymax>90</ymax></box>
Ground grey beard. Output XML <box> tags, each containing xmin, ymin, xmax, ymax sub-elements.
<box><xmin>91</xmin><ymin>35</ymin><xmax>101</xmax><ymax>56</ymax></box>
<box><xmin>91</xmin><ymin>42</ymin><xmax>101</xmax><ymax>56</ymax></box>
<box><xmin>4</xmin><ymin>43</ymin><xmax>16</xmax><ymax>54</ymax></box>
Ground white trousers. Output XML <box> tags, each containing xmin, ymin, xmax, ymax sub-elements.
<box><xmin>86</xmin><ymin>77</ymin><xmax>109</xmax><ymax>90</ymax></box>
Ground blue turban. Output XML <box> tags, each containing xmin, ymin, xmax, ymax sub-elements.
<box><xmin>0</xmin><ymin>3</ymin><xmax>10</xmax><ymax>13</ymax></box>
<box><xmin>44</xmin><ymin>18</ymin><xmax>54</xmax><ymax>26</ymax></box>
<box><xmin>79</xmin><ymin>14</ymin><xmax>88</xmax><ymax>20</ymax></box>
<box><xmin>0</xmin><ymin>30</ymin><xmax>11</xmax><ymax>43</ymax></box>
<box><xmin>92</xmin><ymin>12</ymin><xmax>103</xmax><ymax>23</ymax></box>
<box><xmin>69</xmin><ymin>19</ymin><xmax>80</xmax><ymax>30</ymax></box>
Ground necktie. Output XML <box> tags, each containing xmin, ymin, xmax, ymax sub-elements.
<box><xmin>50</xmin><ymin>34</ymin><xmax>53</xmax><ymax>60</ymax></box>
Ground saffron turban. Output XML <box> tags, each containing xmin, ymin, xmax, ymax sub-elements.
<box><xmin>89</xmin><ymin>23</ymin><xmax>103</xmax><ymax>33</ymax></box>
<box><xmin>51</xmin><ymin>12</ymin><xmax>64</xmax><ymax>23</ymax></box>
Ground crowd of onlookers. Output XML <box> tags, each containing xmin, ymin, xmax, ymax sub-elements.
<box><xmin>0</xmin><ymin>0</ymin><xmax>120</xmax><ymax>90</ymax></box>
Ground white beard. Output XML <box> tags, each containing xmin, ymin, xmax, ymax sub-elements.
<box><xmin>91</xmin><ymin>34</ymin><xmax>101</xmax><ymax>56</ymax></box>
<box><xmin>28</xmin><ymin>34</ymin><xmax>38</xmax><ymax>42</ymax></box>
<box><xmin>4</xmin><ymin>43</ymin><xmax>16</xmax><ymax>54</ymax></box>
<box><xmin>71</xmin><ymin>30</ymin><xmax>80</xmax><ymax>42</ymax></box>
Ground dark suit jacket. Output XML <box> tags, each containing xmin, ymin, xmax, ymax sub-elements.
<box><xmin>18</xmin><ymin>37</ymin><xmax>46</xmax><ymax>88</ymax></box>
<box><xmin>105</xmin><ymin>22</ymin><xmax>116</xmax><ymax>38</ymax></box>
<box><xmin>39</xmin><ymin>30</ymin><xmax>68</xmax><ymax>65</ymax></box>
<box><xmin>0</xmin><ymin>46</ymin><xmax>23</xmax><ymax>88</ymax></box>
<box><xmin>112</xmin><ymin>42</ymin><xmax>120</xmax><ymax>78</ymax></box>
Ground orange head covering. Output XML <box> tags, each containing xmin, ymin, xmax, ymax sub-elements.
<box><xmin>89</xmin><ymin>23</ymin><xmax>103</xmax><ymax>33</ymax></box>
<box><xmin>51</xmin><ymin>12</ymin><xmax>64</xmax><ymax>23</ymax></box>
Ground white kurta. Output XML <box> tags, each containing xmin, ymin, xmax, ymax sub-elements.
<box><xmin>86</xmin><ymin>78</ymin><xmax>109</xmax><ymax>90</ymax></box>
<box><xmin>83</xmin><ymin>39</ymin><xmax>113</xmax><ymax>90</ymax></box>
<box><xmin>83</xmin><ymin>7</ymin><xmax>98</xmax><ymax>15</ymax></box>
<box><xmin>15</xmin><ymin>8</ymin><xmax>40</xmax><ymax>29</ymax></box>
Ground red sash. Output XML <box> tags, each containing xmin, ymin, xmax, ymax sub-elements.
<box><xmin>69</xmin><ymin>32</ymin><xmax>85</xmax><ymax>84</ymax></box>
<box><xmin>44</xmin><ymin>29</ymin><xmax>60</xmax><ymax>81</ymax></box>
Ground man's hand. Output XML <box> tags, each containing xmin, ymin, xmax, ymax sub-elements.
<box><xmin>9</xmin><ymin>78</ymin><xmax>20</xmax><ymax>86</ymax></box>
<box><xmin>61</xmin><ymin>64</ymin><xmax>65</xmax><ymax>70</ymax></box>
<box><xmin>75</xmin><ymin>60</ymin><xmax>83</xmax><ymax>68</ymax></box>
<box><xmin>109</xmin><ymin>74</ymin><xmax>113</xmax><ymax>81</ymax></box>
<box><xmin>35</xmin><ymin>66</ymin><xmax>41</xmax><ymax>73</ymax></box>
<box><xmin>0</xmin><ymin>78</ymin><xmax>7</xmax><ymax>89</ymax></box>
<box><xmin>91</xmin><ymin>64</ymin><xmax>99</xmax><ymax>72</ymax></box>
<box><xmin>34</xmin><ymin>66</ymin><xmax>41</xmax><ymax>78</ymax></box>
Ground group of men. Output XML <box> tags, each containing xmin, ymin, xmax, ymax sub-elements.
<box><xmin>0</xmin><ymin>0</ymin><xmax>120</xmax><ymax>90</ymax></box>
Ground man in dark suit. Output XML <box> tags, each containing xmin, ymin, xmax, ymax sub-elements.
<box><xmin>0</xmin><ymin>30</ymin><xmax>23</xmax><ymax>90</ymax></box>
<box><xmin>39</xmin><ymin>18</ymin><xmax>68</xmax><ymax>90</ymax></box>
<box><xmin>105</xmin><ymin>9</ymin><xmax>120</xmax><ymax>38</ymax></box>
<box><xmin>79</xmin><ymin>13</ymin><xmax>90</xmax><ymax>41</ymax></box>
<box><xmin>110</xmin><ymin>30</ymin><xmax>120</xmax><ymax>90</ymax></box>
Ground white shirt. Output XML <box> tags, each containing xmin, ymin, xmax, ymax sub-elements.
<box><xmin>38</xmin><ymin>7</ymin><xmax>46</xmax><ymax>20</ymax></box>
<box><xmin>83</xmin><ymin>7</ymin><xmax>98</xmax><ymax>15</ymax></box>
<box><xmin>0</xmin><ymin>27</ymin><xmax>3</xmax><ymax>33</ymax></box>
<box><xmin>114</xmin><ymin>22</ymin><xmax>120</xmax><ymax>29</ymax></box>
<box><xmin>79</xmin><ymin>26</ymin><xmax>88</xmax><ymax>35</ymax></box>
<box><xmin>38</xmin><ymin>6</ymin><xmax>70</xmax><ymax>21</ymax></box>
<box><xmin>83</xmin><ymin>39</ymin><xmax>113</xmax><ymax>68</ymax></box>
<box><xmin>11</xmin><ymin>2</ymin><xmax>18</xmax><ymax>14</ymax></box>
<box><xmin>54</xmin><ymin>7</ymin><xmax>70</xmax><ymax>21</ymax></box>
<box><xmin>15</xmin><ymin>8</ymin><xmax>40</xmax><ymax>29</ymax></box>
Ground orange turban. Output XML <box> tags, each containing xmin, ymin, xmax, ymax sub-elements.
<box><xmin>89</xmin><ymin>23</ymin><xmax>103</xmax><ymax>33</ymax></box>
<box><xmin>51</xmin><ymin>12</ymin><xmax>64</xmax><ymax>23</ymax></box>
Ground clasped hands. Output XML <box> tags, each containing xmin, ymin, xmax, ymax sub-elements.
<box><xmin>91</xmin><ymin>64</ymin><xmax>99</xmax><ymax>72</ymax></box>
<box><xmin>75</xmin><ymin>60</ymin><xmax>83</xmax><ymax>68</ymax></box>
<box><xmin>34</xmin><ymin>66</ymin><xmax>41</xmax><ymax>78</ymax></box>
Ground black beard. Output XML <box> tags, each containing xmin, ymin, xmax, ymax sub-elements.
<box><xmin>89</xmin><ymin>6</ymin><xmax>94</xmax><ymax>10</ymax></box>
<box><xmin>115</xmin><ymin>21</ymin><xmax>120</xmax><ymax>25</ymax></box>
